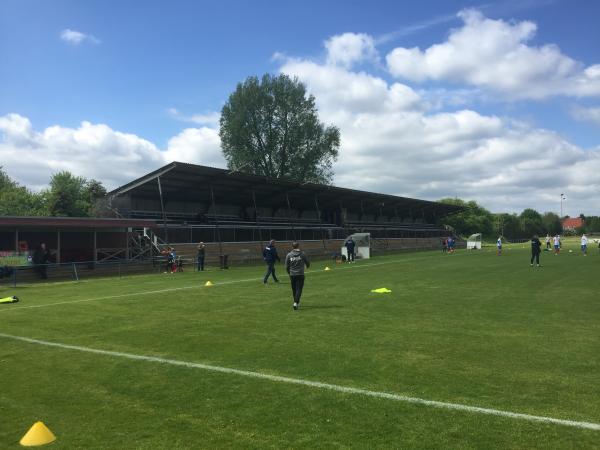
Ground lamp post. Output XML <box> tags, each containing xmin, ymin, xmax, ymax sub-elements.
<box><xmin>560</xmin><ymin>193</ymin><xmax>566</xmax><ymax>218</ymax></box>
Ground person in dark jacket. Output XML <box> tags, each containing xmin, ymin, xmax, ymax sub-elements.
<box><xmin>196</xmin><ymin>242</ymin><xmax>206</xmax><ymax>271</ymax></box>
<box><xmin>530</xmin><ymin>235</ymin><xmax>542</xmax><ymax>267</ymax></box>
<box><xmin>32</xmin><ymin>243</ymin><xmax>51</xmax><ymax>279</ymax></box>
<box><xmin>263</xmin><ymin>240</ymin><xmax>281</xmax><ymax>283</ymax></box>
<box><xmin>285</xmin><ymin>242</ymin><xmax>310</xmax><ymax>310</ymax></box>
<box><xmin>345</xmin><ymin>237</ymin><xmax>356</xmax><ymax>263</ymax></box>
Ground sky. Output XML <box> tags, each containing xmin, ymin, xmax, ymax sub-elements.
<box><xmin>1</xmin><ymin>0</ymin><xmax>600</xmax><ymax>216</ymax></box>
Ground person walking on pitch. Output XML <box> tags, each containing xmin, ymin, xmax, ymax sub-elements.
<box><xmin>531</xmin><ymin>235</ymin><xmax>542</xmax><ymax>267</ymax></box>
<box><xmin>545</xmin><ymin>234</ymin><xmax>551</xmax><ymax>250</ymax></box>
<box><xmin>263</xmin><ymin>239</ymin><xmax>281</xmax><ymax>283</ymax></box>
<box><xmin>497</xmin><ymin>236</ymin><xmax>502</xmax><ymax>256</ymax></box>
<box><xmin>285</xmin><ymin>242</ymin><xmax>310</xmax><ymax>310</ymax></box>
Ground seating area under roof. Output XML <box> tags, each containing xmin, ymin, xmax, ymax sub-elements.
<box><xmin>107</xmin><ymin>162</ymin><xmax>462</xmax><ymax>225</ymax></box>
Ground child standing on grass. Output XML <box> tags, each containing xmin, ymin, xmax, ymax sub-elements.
<box><xmin>581</xmin><ymin>234</ymin><xmax>588</xmax><ymax>256</ymax></box>
<box><xmin>553</xmin><ymin>235</ymin><xmax>561</xmax><ymax>255</ymax></box>
<box><xmin>497</xmin><ymin>236</ymin><xmax>502</xmax><ymax>256</ymax></box>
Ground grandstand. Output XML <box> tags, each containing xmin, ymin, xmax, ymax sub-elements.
<box><xmin>107</xmin><ymin>162</ymin><xmax>461</xmax><ymax>263</ymax></box>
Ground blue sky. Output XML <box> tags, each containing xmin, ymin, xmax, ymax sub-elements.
<box><xmin>1</xmin><ymin>0</ymin><xmax>600</xmax><ymax>215</ymax></box>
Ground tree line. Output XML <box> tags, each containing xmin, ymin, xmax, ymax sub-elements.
<box><xmin>439</xmin><ymin>198</ymin><xmax>600</xmax><ymax>239</ymax></box>
<box><xmin>0</xmin><ymin>167</ymin><xmax>107</xmax><ymax>217</ymax></box>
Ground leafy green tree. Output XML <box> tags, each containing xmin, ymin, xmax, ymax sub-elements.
<box><xmin>46</xmin><ymin>172</ymin><xmax>107</xmax><ymax>217</ymax></box>
<box><xmin>0</xmin><ymin>166</ymin><xmax>16</xmax><ymax>191</ymax></box>
<box><xmin>83</xmin><ymin>179</ymin><xmax>108</xmax><ymax>216</ymax></box>
<box><xmin>220</xmin><ymin>74</ymin><xmax>340</xmax><ymax>184</ymax></box>
<box><xmin>0</xmin><ymin>167</ymin><xmax>47</xmax><ymax>216</ymax></box>
<box><xmin>494</xmin><ymin>213</ymin><xmax>522</xmax><ymax>239</ymax></box>
<box><xmin>519</xmin><ymin>208</ymin><xmax>544</xmax><ymax>237</ymax></box>
<box><xmin>584</xmin><ymin>216</ymin><xmax>600</xmax><ymax>233</ymax></box>
<box><xmin>541</xmin><ymin>212</ymin><xmax>561</xmax><ymax>236</ymax></box>
<box><xmin>438</xmin><ymin>198</ymin><xmax>494</xmax><ymax>237</ymax></box>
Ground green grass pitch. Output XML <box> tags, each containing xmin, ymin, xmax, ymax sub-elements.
<box><xmin>1</xmin><ymin>241</ymin><xmax>598</xmax><ymax>448</ymax></box>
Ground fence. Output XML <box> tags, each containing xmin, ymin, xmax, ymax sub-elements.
<box><xmin>0</xmin><ymin>236</ymin><xmax>452</xmax><ymax>286</ymax></box>
<box><xmin>0</xmin><ymin>258</ymin><xmax>172</xmax><ymax>287</ymax></box>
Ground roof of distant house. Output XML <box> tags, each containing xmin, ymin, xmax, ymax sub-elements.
<box><xmin>562</xmin><ymin>217</ymin><xmax>584</xmax><ymax>229</ymax></box>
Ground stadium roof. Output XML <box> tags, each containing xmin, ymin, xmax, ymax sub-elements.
<box><xmin>0</xmin><ymin>217</ymin><xmax>157</xmax><ymax>228</ymax></box>
<box><xmin>108</xmin><ymin>162</ymin><xmax>462</xmax><ymax>218</ymax></box>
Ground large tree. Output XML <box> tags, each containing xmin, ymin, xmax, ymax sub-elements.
<box><xmin>519</xmin><ymin>208</ymin><xmax>544</xmax><ymax>237</ymax></box>
<box><xmin>494</xmin><ymin>213</ymin><xmax>522</xmax><ymax>239</ymax></box>
<box><xmin>46</xmin><ymin>171</ymin><xmax>106</xmax><ymax>217</ymax></box>
<box><xmin>541</xmin><ymin>211</ymin><xmax>561</xmax><ymax>236</ymax></box>
<box><xmin>438</xmin><ymin>198</ymin><xmax>494</xmax><ymax>237</ymax></box>
<box><xmin>219</xmin><ymin>74</ymin><xmax>340</xmax><ymax>184</ymax></box>
<box><xmin>0</xmin><ymin>167</ymin><xmax>47</xmax><ymax>216</ymax></box>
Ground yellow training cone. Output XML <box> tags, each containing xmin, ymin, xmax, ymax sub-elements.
<box><xmin>20</xmin><ymin>421</ymin><xmax>56</xmax><ymax>447</ymax></box>
<box><xmin>204</xmin><ymin>281</ymin><xmax>213</xmax><ymax>287</ymax></box>
<box><xmin>371</xmin><ymin>288</ymin><xmax>392</xmax><ymax>293</ymax></box>
<box><xmin>324</xmin><ymin>266</ymin><xmax>331</xmax><ymax>271</ymax></box>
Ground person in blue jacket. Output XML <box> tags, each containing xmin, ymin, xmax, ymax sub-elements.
<box><xmin>263</xmin><ymin>239</ymin><xmax>281</xmax><ymax>283</ymax></box>
<box><xmin>345</xmin><ymin>237</ymin><xmax>356</xmax><ymax>263</ymax></box>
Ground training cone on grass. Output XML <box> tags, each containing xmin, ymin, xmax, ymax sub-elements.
<box><xmin>371</xmin><ymin>288</ymin><xmax>392</xmax><ymax>294</ymax></box>
<box><xmin>204</xmin><ymin>281</ymin><xmax>214</xmax><ymax>287</ymax></box>
<box><xmin>20</xmin><ymin>421</ymin><xmax>56</xmax><ymax>447</ymax></box>
<box><xmin>324</xmin><ymin>266</ymin><xmax>331</xmax><ymax>271</ymax></box>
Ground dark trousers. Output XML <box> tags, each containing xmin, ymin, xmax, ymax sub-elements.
<box><xmin>531</xmin><ymin>252</ymin><xmax>540</xmax><ymax>265</ymax></box>
<box><xmin>290</xmin><ymin>275</ymin><xmax>305</xmax><ymax>303</ymax></box>
<box><xmin>36</xmin><ymin>264</ymin><xmax>48</xmax><ymax>279</ymax></box>
<box><xmin>263</xmin><ymin>262</ymin><xmax>278</xmax><ymax>283</ymax></box>
<box><xmin>347</xmin><ymin>251</ymin><xmax>355</xmax><ymax>262</ymax></box>
<box><xmin>197</xmin><ymin>256</ymin><xmax>205</xmax><ymax>271</ymax></box>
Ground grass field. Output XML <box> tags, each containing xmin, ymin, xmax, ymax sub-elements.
<box><xmin>1</xmin><ymin>240</ymin><xmax>599</xmax><ymax>449</ymax></box>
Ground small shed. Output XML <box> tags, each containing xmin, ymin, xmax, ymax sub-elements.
<box><xmin>466</xmin><ymin>233</ymin><xmax>482</xmax><ymax>250</ymax></box>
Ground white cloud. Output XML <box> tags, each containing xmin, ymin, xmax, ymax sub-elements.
<box><xmin>163</xmin><ymin>127</ymin><xmax>223</xmax><ymax>167</ymax></box>
<box><xmin>385</xmin><ymin>9</ymin><xmax>600</xmax><ymax>99</ymax></box>
<box><xmin>279</xmin><ymin>52</ymin><xmax>600</xmax><ymax>215</ymax></box>
<box><xmin>0</xmin><ymin>114</ymin><xmax>226</xmax><ymax>191</ymax></box>
<box><xmin>325</xmin><ymin>33</ymin><xmax>378</xmax><ymax>68</ymax></box>
<box><xmin>59</xmin><ymin>29</ymin><xmax>101</xmax><ymax>45</ymax></box>
<box><xmin>167</xmin><ymin>108</ymin><xmax>221</xmax><ymax>127</ymax></box>
<box><xmin>281</xmin><ymin>58</ymin><xmax>422</xmax><ymax>115</ymax></box>
<box><xmin>571</xmin><ymin>106</ymin><xmax>600</xmax><ymax>126</ymax></box>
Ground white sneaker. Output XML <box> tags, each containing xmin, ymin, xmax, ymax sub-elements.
<box><xmin>293</xmin><ymin>302</ymin><xmax>298</xmax><ymax>310</ymax></box>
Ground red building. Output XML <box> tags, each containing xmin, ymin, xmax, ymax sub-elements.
<box><xmin>562</xmin><ymin>217</ymin><xmax>584</xmax><ymax>231</ymax></box>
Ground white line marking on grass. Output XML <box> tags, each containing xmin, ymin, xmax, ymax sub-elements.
<box><xmin>0</xmin><ymin>253</ymin><xmax>447</xmax><ymax>313</ymax></box>
<box><xmin>0</xmin><ymin>332</ymin><xmax>598</xmax><ymax>432</ymax></box>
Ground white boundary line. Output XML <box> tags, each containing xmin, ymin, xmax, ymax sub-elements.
<box><xmin>0</xmin><ymin>332</ymin><xmax>598</xmax><ymax>431</ymax></box>
<box><xmin>0</xmin><ymin>252</ymin><xmax>451</xmax><ymax>313</ymax></box>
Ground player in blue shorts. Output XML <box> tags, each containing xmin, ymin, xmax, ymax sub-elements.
<box><xmin>581</xmin><ymin>234</ymin><xmax>588</xmax><ymax>256</ymax></box>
